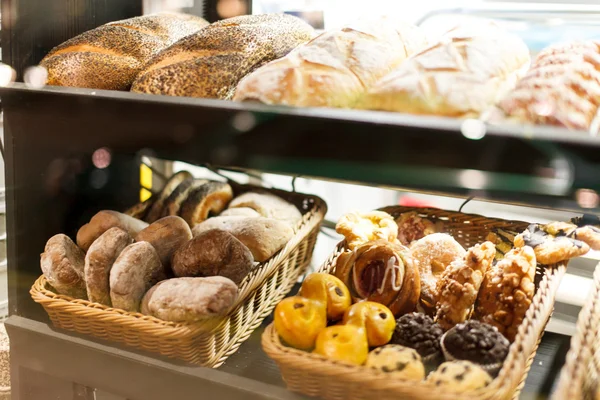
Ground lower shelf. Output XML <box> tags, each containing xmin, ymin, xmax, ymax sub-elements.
<box><xmin>5</xmin><ymin>314</ymin><xmax>571</xmax><ymax>400</ymax></box>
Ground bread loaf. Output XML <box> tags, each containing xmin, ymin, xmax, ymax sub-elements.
<box><xmin>498</xmin><ymin>41</ymin><xmax>600</xmax><ymax>132</ymax></box>
<box><xmin>220</xmin><ymin>207</ymin><xmax>261</xmax><ymax>218</ymax></box>
<box><xmin>359</xmin><ymin>22</ymin><xmax>530</xmax><ymax>117</ymax></box>
<box><xmin>40</xmin><ymin>234</ymin><xmax>87</xmax><ymax>298</ymax></box>
<box><xmin>77</xmin><ymin>210</ymin><xmax>148</xmax><ymax>252</ymax></box>
<box><xmin>84</xmin><ymin>228</ymin><xmax>133</xmax><ymax>305</ymax></box>
<box><xmin>172</xmin><ymin>229</ymin><xmax>254</xmax><ymax>284</ymax></box>
<box><xmin>40</xmin><ymin>13</ymin><xmax>208</xmax><ymax>90</ymax></box>
<box><xmin>234</xmin><ymin>17</ymin><xmax>428</xmax><ymax>108</ymax></box>
<box><xmin>109</xmin><ymin>242</ymin><xmax>165</xmax><ymax>312</ymax></box>
<box><xmin>134</xmin><ymin>216</ymin><xmax>192</xmax><ymax>267</ymax></box>
<box><xmin>145</xmin><ymin>171</ymin><xmax>194</xmax><ymax>223</ymax></box>
<box><xmin>192</xmin><ymin>216</ymin><xmax>293</xmax><ymax>262</ymax></box>
<box><xmin>131</xmin><ymin>13</ymin><xmax>315</xmax><ymax>99</ymax></box>
<box><xmin>161</xmin><ymin>178</ymin><xmax>207</xmax><ymax>219</ymax></box>
<box><xmin>228</xmin><ymin>191</ymin><xmax>302</xmax><ymax>227</ymax></box>
<box><xmin>141</xmin><ymin>277</ymin><xmax>238</xmax><ymax>322</ymax></box>
<box><xmin>179</xmin><ymin>182</ymin><xmax>233</xmax><ymax>228</ymax></box>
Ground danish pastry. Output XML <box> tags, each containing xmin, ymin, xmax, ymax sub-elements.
<box><xmin>409</xmin><ymin>233</ymin><xmax>466</xmax><ymax>308</ymax></box>
<box><xmin>475</xmin><ymin>246</ymin><xmax>537</xmax><ymax>341</ymax></box>
<box><xmin>435</xmin><ymin>242</ymin><xmax>496</xmax><ymax>330</ymax></box>
<box><xmin>514</xmin><ymin>223</ymin><xmax>589</xmax><ymax>265</ymax></box>
<box><xmin>336</xmin><ymin>211</ymin><xmax>399</xmax><ymax>250</ymax></box>
<box><xmin>395</xmin><ymin>211</ymin><xmax>441</xmax><ymax>246</ymax></box>
<box><xmin>485</xmin><ymin>228</ymin><xmax>517</xmax><ymax>261</ymax></box>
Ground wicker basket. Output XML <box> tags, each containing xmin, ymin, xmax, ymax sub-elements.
<box><xmin>553</xmin><ymin>263</ymin><xmax>600</xmax><ymax>400</ymax></box>
<box><xmin>31</xmin><ymin>185</ymin><xmax>327</xmax><ymax>367</ymax></box>
<box><xmin>262</xmin><ymin>206</ymin><xmax>567</xmax><ymax>400</ymax></box>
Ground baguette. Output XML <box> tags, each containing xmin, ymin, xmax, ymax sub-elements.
<box><xmin>497</xmin><ymin>41</ymin><xmax>600</xmax><ymax>132</ymax></box>
<box><xmin>131</xmin><ymin>13</ymin><xmax>315</xmax><ymax>99</ymax></box>
<box><xmin>40</xmin><ymin>13</ymin><xmax>208</xmax><ymax>90</ymax></box>
<box><xmin>359</xmin><ymin>22</ymin><xmax>530</xmax><ymax>117</ymax></box>
<box><xmin>234</xmin><ymin>17</ymin><xmax>428</xmax><ymax>108</ymax></box>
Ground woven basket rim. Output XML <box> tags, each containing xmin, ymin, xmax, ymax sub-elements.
<box><xmin>30</xmin><ymin>185</ymin><xmax>327</xmax><ymax>336</ymax></box>
<box><xmin>262</xmin><ymin>206</ymin><xmax>567</xmax><ymax>400</ymax></box>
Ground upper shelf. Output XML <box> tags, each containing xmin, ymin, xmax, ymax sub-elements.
<box><xmin>2</xmin><ymin>83</ymin><xmax>600</xmax><ymax>213</ymax></box>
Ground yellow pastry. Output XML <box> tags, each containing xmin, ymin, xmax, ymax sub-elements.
<box><xmin>336</xmin><ymin>211</ymin><xmax>399</xmax><ymax>250</ymax></box>
<box><xmin>366</xmin><ymin>344</ymin><xmax>425</xmax><ymax>380</ymax></box>
<box><xmin>342</xmin><ymin>301</ymin><xmax>395</xmax><ymax>347</ymax></box>
<box><xmin>298</xmin><ymin>272</ymin><xmax>351</xmax><ymax>321</ymax></box>
<box><xmin>313</xmin><ymin>325</ymin><xmax>369</xmax><ymax>365</ymax></box>
<box><xmin>274</xmin><ymin>296</ymin><xmax>327</xmax><ymax>350</ymax></box>
<box><xmin>427</xmin><ymin>361</ymin><xmax>492</xmax><ymax>392</ymax></box>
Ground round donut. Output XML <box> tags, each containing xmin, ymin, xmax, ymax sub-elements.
<box><xmin>409</xmin><ymin>233</ymin><xmax>465</xmax><ymax>308</ymax></box>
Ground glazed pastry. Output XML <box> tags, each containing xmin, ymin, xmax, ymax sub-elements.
<box><xmin>441</xmin><ymin>320</ymin><xmax>510</xmax><ymax>372</ymax></box>
<box><xmin>274</xmin><ymin>296</ymin><xmax>327</xmax><ymax>350</ymax></box>
<box><xmin>334</xmin><ymin>240</ymin><xmax>421</xmax><ymax>316</ymax></box>
<box><xmin>391</xmin><ymin>312</ymin><xmax>443</xmax><ymax>362</ymax></box>
<box><xmin>40</xmin><ymin>234</ymin><xmax>87</xmax><ymax>298</ymax></box>
<box><xmin>542</xmin><ymin>221</ymin><xmax>600</xmax><ymax>251</ymax></box>
<box><xmin>395</xmin><ymin>211</ymin><xmax>441</xmax><ymax>246</ymax></box>
<box><xmin>409</xmin><ymin>233</ymin><xmax>466</xmax><ymax>308</ymax></box>
<box><xmin>179</xmin><ymin>182</ymin><xmax>234</xmax><ymax>228</ymax></box>
<box><xmin>514</xmin><ymin>223</ymin><xmax>589</xmax><ymax>265</ymax></box>
<box><xmin>145</xmin><ymin>171</ymin><xmax>194</xmax><ymax>223</ymax></box>
<box><xmin>342</xmin><ymin>301</ymin><xmax>395</xmax><ymax>347</ymax></box>
<box><xmin>427</xmin><ymin>361</ymin><xmax>492</xmax><ymax>392</ymax></box>
<box><xmin>366</xmin><ymin>344</ymin><xmax>425</xmax><ymax>380</ymax></box>
<box><xmin>298</xmin><ymin>273</ymin><xmax>351</xmax><ymax>321</ymax></box>
<box><xmin>435</xmin><ymin>242</ymin><xmax>496</xmax><ymax>330</ymax></box>
<box><xmin>336</xmin><ymin>211</ymin><xmax>399</xmax><ymax>250</ymax></box>
<box><xmin>227</xmin><ymin>191</ymin><xmax>302</xmax><ymax>227</ymax></box>
<box><xmin>313</xmin><ymin>325</ymin><xmax>369</xmax><ymax>365</ymax></box>
<box><xmin>485</xmin><ymin>228</ymin><xmax>517</xmax><ymax>261</ymax></box>
<box><xmin>475</xmin><ymin>246</ymin><xmax>537</xmax><ymax>341</ymax></box>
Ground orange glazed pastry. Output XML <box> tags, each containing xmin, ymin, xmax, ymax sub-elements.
<box><xmin>274</xmin><ymin>296</ymin><xmax>327</xmax><ymax>350</ymax></box>
<box><xmin>342</xmin><ymin>301</ymin><xmax>395</xmax><ymax>347</ymax></box>
<box><xmin>299</xmin><ymin>273</ymin><xmax>351</xmax><ymax>321</ymax></box>
<box><xmin>313</xmin><ymin>325</ymin><xmax>369</xmax><ymax>365</ymax></box>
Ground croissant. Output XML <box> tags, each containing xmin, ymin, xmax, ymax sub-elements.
<box><xmin>334</xmin><ymin>240</ymin><xmax>420</xmax><ymax>317</ymax></box>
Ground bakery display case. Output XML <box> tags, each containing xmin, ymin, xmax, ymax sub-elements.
<box><xmin>1</xmin><ymin>0</ymin><xmax>600</xmax><ymax>399</ymax></box>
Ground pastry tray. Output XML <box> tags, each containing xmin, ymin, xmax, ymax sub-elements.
<box><xmin>262</xmin><ymin>206</ymin><xmax>567</xmax><ymax>400</ymax></box>
<box><xmin>30</xmin><ymin>183</ymin><xmax>327</xmax><ymax>368</ymax></box>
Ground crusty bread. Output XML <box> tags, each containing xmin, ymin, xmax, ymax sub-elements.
<box><xmin>161</xmin><ymin>178</ymin><xmax>207</xmax><ymax>219</ymax></box>
<box><xmin>134</xmin><ymin>216</ymin><xmax>192</xmax><ymax>267</ymax></box>
<box><xmin>131</xmin><ymin>13</ymin><xmax>315</xmax><ymax>99</ymax></box>
<box><xmin>497</xmin><ymin>40</ymin><xmax>600</xmax><ymax>132</ymax></box>
<box><xmin>76</xmin><ymin>210</ymin><xmax>148</xmax><ymax>252</ymax></box>
<box><xmin>228</xmin><ymin>191</ymin><xmax>301</xmax><ymax>227</ymax></box>
<box><xmin>141</xmin><ymin>277</ymin><xmax>238</xmax><ymax>322</ymax></box>
<box><xmin>109</xmin><ymin>242</ymin><xmax>165</xmax><ymax>312</ymax></box>
<box><xmin>220</xmin><ymin>207</ymin><xmax>261</xmax><ymax>218</ymax></box>
<box><xmin>359</xmin><ymin>22</ymin><xmax>530</xmax><ymax>117</ymax></box>
<box><xmin>179</xmin><ymin>182</ymin><xmax>233</xmax><ymax>228</ymax></box>
<box><xmin>234</xmin><ymin>17</ymin><xmax>428</xmax><ymax>108</ymax></box>
<box><xmin>172</xmin><ymin>229</ymin><xmax>254</xmax><ymax>285</ymax></box>
<box><xmin>145</xmin><ymin>171</ymin><xmax>194</xmax><ymax>223</ymax></box>
<box><xmin>40</xmin><ymin>234</ymin><xmax>87</xmax><ymax>298</ymax></box>
<box><xmin>84</xmin><ymin>227</ymin><xmax>133</xmax><ymax>305</ymax></box>
<box><xmin>40</xmin><ymin>13</ymin><xmax>208</xmax><ymax>90</ymax></box>
<box><xmin>192</xmin><ymin>216</ymin><xmax>293</xmax><ymax>262</ymax></box>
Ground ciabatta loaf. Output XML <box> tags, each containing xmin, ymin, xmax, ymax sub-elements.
<box><xmin>233</xmin><ymin>17</ymin><xmax>428</xmax><ymax>108</ymax></box>
<box><xmin>41</xmin><ymin>13</ymin><xmax>208</xmax><ymax>90</ymax></box>
<box><xmin>360</xmin><ymin>22</ymin><xmax>530</xmax><ymax>117</ymax></box>
<box><xmin>131</xmin><ymin>13</ymin><xmax>315</xmax><ymax>99</ymax></box>
<box><xmin>497</xmin><ymin>41</ymin><xmax>600</xmax><ymax>133</ymax></box>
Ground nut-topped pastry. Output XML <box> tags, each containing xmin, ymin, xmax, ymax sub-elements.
<box><xmin>390</xmin><ymin>313</ymin><xmax>444</xmax><ymax>362</ymax></box>
<box><xmin>475</xmin><ymin>246</ymin><xmax>537</xmax><ymax>341</ymax></box>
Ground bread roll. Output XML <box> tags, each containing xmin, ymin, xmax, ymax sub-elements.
<box><xmin>192</xmin><ymin>216</ymin><xmax>293</xmax><ymax>262</ymax></box>
<box><xmin>76</xmin><ymin>210</ymin><xmax>149</xmax><ymax>252</ymax></box>
<box><xmin>145</xmin><ymin>171</ymin><xmax>194</xmax><ymax>223</ymax></box>
<box><xmin>220</xmin><ymin>207</ymin><xmax>261</xmax><ymax>218</ymax></box>
<box><xmin>359</xmin><ymin>22</ymin><xmax>530</xmax><ymax>117</ymax></box>
<box><xmin>172</xmin><ymin>229</ymin><xmax>254</xmax><ymax>284</ymax></box>
<box><xmin>161</xmin><ymin>178</ymin><xmax>207</xmax><ymax>219</ymax></box>
<box><xmin>40</xmin><ymin>234</ymin><xmax>86</xmax><ymax>298</ymax></box>
<box><xmin>179</xmin><ymin>182</ymin><xmax>233</xmax><ymax>228</ymax></box>
<box><xmin>134</xmin><ymin>216</ymin><xmax>192</xmax><ymax>267</ymax></box>
<box><xmin>109</xmin><ymin>242</ymin><xmax>165</xmax><ymax>312</ymax></box>
<box><xmin>228</xmin><ymin>191</ymin><xmax>302</xmax><ymax>227</ymax></box>
<box><xmin>141</xmin><ymin>277</ymin><xmax>238</xmax><ymax>322</ymax></box>
<box><xmin>131</xmin><ymin>13</ymin><xmax>315</xmax><ymax>99</ymax></box>
<box><xmin>84</xmin><ymin>228</ymin><xmax>133</xmax><ymax>305</ymax></box>
<box><xmin>234</xmin><ymin>17</ymin><xmax>428</xmax><ymax>108</ymax></box>
<box><xmin>498</xmin><ymin>41</ymin><xmax>600</xmax><ymax>132</ymax></box>
<box><xmin>40</xmin><ymin>13</ymin><xmax>208</xmax><ymax>90</ymax></box>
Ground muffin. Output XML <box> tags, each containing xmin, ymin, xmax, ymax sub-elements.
<box><xmin>427</xmin><ymin>360</ymin><xmax>492</xmax><ymax>393</ymax></box>
<box><xmin>391</xmin><ymin>313</ymin><xmax>444</xmax><ymax>364</ymax></box>
<box><xmin>441</xmin><ymin>320</ymin><xmax>510</xmax><ymax>374</ymax></box>
<box><xmin>366</xmin><ymin>345</ymin><xmax>425</xmax><ymax>381</ymax></box>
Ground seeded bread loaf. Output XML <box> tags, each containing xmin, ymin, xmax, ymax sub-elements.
<box><xmin>40</xmin><ymin>13</ymin><xmax>208</xmax><ymax>90</ymax></box>
<box><xmin>131</xmin><ymin>13</ymin><xmax>315</xmax><ymax>99</ymax></box>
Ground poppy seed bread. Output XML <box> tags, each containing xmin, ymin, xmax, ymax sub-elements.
<box><xmin>131</xmin><ymin>13</ymin><xmax>315</xmax><ymax>99</ymax></box>
<box><xmin>41</xmin><ymin>12</ymin><xmax>208</xmax><ymax>90</ymax></box>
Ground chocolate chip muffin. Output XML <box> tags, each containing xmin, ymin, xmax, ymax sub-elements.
<box><xmin>366</xmin><ymin>345</ymin><xmax>425</xmax><ymax>381</ymax></box>
<box><xmin>391</xmin><ymin>313</ymin><xmax>444</xmax><ymax>361</ymax></box>
<box><xmin>427</xmin><ymin>361</ymin><xmax>492</xmax><ymax>392</ymax></box>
